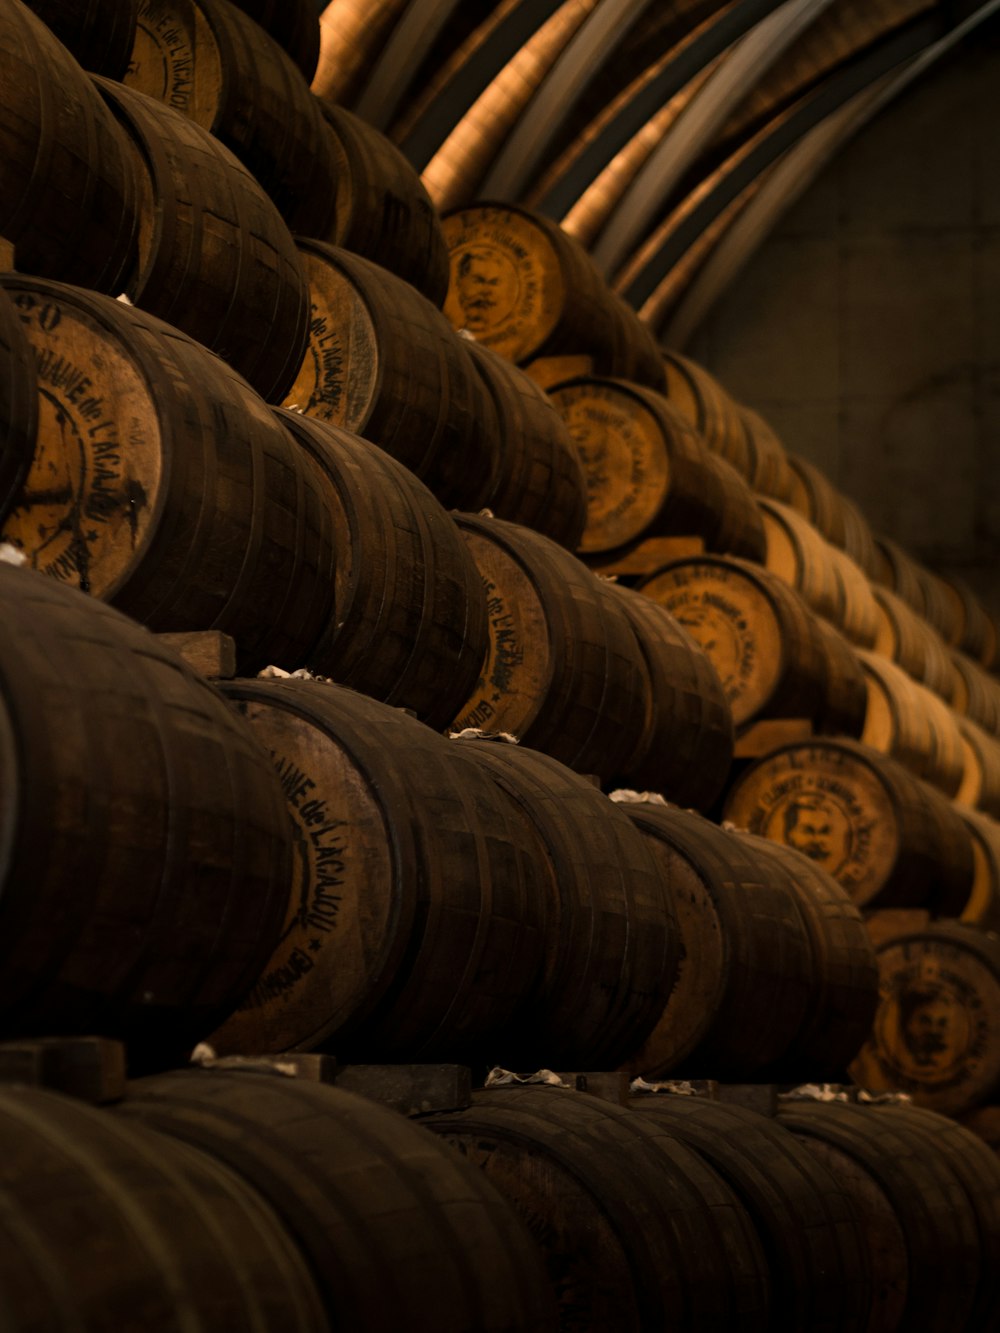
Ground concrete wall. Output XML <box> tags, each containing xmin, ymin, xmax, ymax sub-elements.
<box><xmin>685</xmin><ymin>20</ymin><xmax>1000</xmax><ymax>609</ymax></box>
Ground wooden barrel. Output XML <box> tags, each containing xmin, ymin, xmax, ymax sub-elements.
<box><xmin>723</xmin><ymin>737</ymin><xmax>975</xmax><ymax>913</ymax></box>
<box><xmin>275</xmin><ymin>410</ymin><xmax>488</xmax><ymax>732</ymax></box>
<box><xmin>426</xmin><ymin>1086</ymin><xmax>772</xmax><ymax>1333</ymax></box>
<box><xmin>606</xmin><ymin>585</ymin><xmax>735</xmax><ymax>809</ymax></box>
<box><xmin>1</xmin><ymin>0</ymin><xmax>139</xmax><ymax>292</ymax></box>
<box><xmin>957</xmin><ymin>808</ymin><xmax>1000</xmax><ymax>932</ymax></box>
<box><xmin>211</xmin><ymin>679</ymin><xmax>548</xmax><ymax>1063</ymax></box>
<box><xmin>941</xmin><ymin>575</ymin><xmax>1000</xmax><ymax>664</ymax></box>
<box><xmin>835</xmin><ymin>494</ymin><xmax>881</xmax><ymax>579</ymax></box>
<box><xmin>948</xmin><ymin>647</ymin><xmax>1000</xmax><ymax>733</ymax></box>
<box><xmin>617</xmin><ymin>802</ymin><xmax>815</xmax><ymax>1078</ymax></box>
<box><xmin>285</xmin><ymin>240</ymin><xmax>502</xmax><ymax>513</ymax></box>
<box><xmin>0</xmin><ymin>1085</ymin><xmax>326</xmax><ymax>1331</ymax></box>
<box><xmin>318</xmin><ymin>101</ymin><xmax>450</xmax><ymax>307</ymax></box>
<box><xmin>849</xmin><ymin>921</ymin><xmax>1000</xmax><ymax>1117</ymax></box>
<box><xmin>871</xmin><ymin>584</ymin><xmax>955</xmax><ymax>700</ymax></box>
<box><xmin>0</xmin><ymin>563</ymin><xmax>292</xmax><ymax>1059</ymax></box>
<box><xmin>119</xmin><ymin>1071</ymin><xmax>559</xmax><ymax>1332</ymax></box>
<box><xmin>0</xmin><ymin>283</ymin><xmax>37</xmax><ymax>523</ymax></box>
<box><xmin>22</xmin><ymin>0</ymin><xmax>138</xmax><ymax>77</ymax></box>
<box><xmin>449</xmin><ymin>514</ymin><xmax>648</xmax><ymax>784</ymax></box>
<box><xmin>873</xmin><ymin>535</ymin><xmax>927</xmax><ymax>614</ymax></box>
<box><xmin>736</xmin><ymin>834</ymin><xmax>879</xmax><ymax>1079</ymax></box>
<box><xmin>1</xmin><ymin>276</ymin><xmax>338</xmax><ymax>672</ymax></box>
<box><xmin>660</xmin><ymin>350</ymin><xmax>752</xmax><ymax>477</ymax></box>
<box><xmin>778</xmin><ymin>1100</ymin><xmax>982</xmax><ymax>1333</ymax></box>
<box><xmin>94</xmin><ymin>77</ymin><xmax>310</xmax><ymax>404</ymax></box>
<box><xmin>230</xmin><ymin>0</ymin><xmax>319</xmax><ymax>79</ymax></box>
<box><xmin>632</xmin><ymin>1096</ymin><xmax>872</xmax><ymax>1333</ymax></box>
<box><xmin>857</xmin><ymin>650</ymin><xmax>966</xmax><ymax>798</ymax></box>
<box><xmin>124</xmin><ymin>0</ymin><xmax>338</xmax><ymax>237</ymax></box>
<box><xmin>786</xmin><ymin>451</ymin><xmax>847</xmax><ymax>546</ymax></box>
<box><xmin>738</xmin><ymin>405</ymin><xmax>796</xmax><ymax>503</ymax></box>
<box><xmin>464</xmin><ymin>341</ymin><xmax>588</xmax><ymax>551</ymax></box>
<box><xmin>442</xmin><ymin>203</ymin><xmax>665</xmax><ymax>390</ymax></box>
<box><xmin>453</xmin><ymin>738</ymin><xmax>679</xmax><ymax>1069</ymax></box>
<box><xmin>548</xmin><ymin>376</ymin><xmax>766</xmax><ymax>560</ymax></box>
<box><xmin>758</xmin><ymin>498</ymin><xmax>880</xmax><ymax>648</ymax></box>
<box><xmin>638</xmin><ymin>556</ymin><xmax>866</xmax><ymax>738</ymax></box>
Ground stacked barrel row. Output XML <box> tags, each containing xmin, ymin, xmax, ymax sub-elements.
<box><xmin>3</xmin><ymin>1071</ymin><xmax>999</xmax><ymax>1333</ymax></box>
<box><xmin>0</xmin><ymin>559</ymin><xmax>879</xmax><ymax>1087</ymax></box>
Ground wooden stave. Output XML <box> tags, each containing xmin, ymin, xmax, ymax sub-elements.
<box><xmin>289</xmin><ymin>239</ymin><xmax>503</xmax><ymax>513</ymax></box>
<box><xmin>0</xmin><ymin>1085</ymin><xmax>327</xmax><ymax>1331</ymax></box>
<box><xmin>0</xmin><ymin>282</ymin><xmax>38</xmax><ymax>525</ymax></box>
<box><xmin>212</xmin><ymin>678</ymin><xmax>549</xmax><ymax>1063</ymax></box>
<box><xmin>733</xmin><ymin>833</ymin><xmax>880</xmax><ymax>1079</ymax></box>
<box><xmin>778</xmin><ymin>1101</ymin><xmax>981</xmax><ymax>1333</ymax></box>
<box><xmin>2</xmin><ymin>276</ymin><xmax>339</xmax><ymax>673</ymax></box>
<box><xmin>453</xmin><ymin>738</ymin><xmax>679</xmax><ymax>1070</ymax></box>
<box><xmin>464</xmin><ymin>340</ymin><xmax>588</xmax><ymax>551</ymax></box>
<box><xmin>722</xmin><ymin>737</ymin><xmax>975</xmax><ymax>914</ymax></box>
<box><xmin>620</xmin><ymin>803</ymin><xmax>816</xmax><ymax>1079</ymax></box>
<box><xmin>21</xmin><ymin>0</ymin><xmax>138</xmax><ymax>77</ymax></box>
<box><xmin>229</xmin><ymin>0</ymin><xmax>320</xmax><ymax>79</ymax></box>
<box><xmin>1</xmin><ymin>0</ymin><xmax>140</xmax><ymax>292</ymax></box>
<box><xmin>118</xmin><ymin>1071</ymin><xmax>559</xmax><ymax>1333</ymax></box>
<box><xmin>126</xmin><ymin>0</ymin><xmax>339</xmax><ymax>239</ymax></box>
<box><xmin>451</xmin><ymin>513</ymin><xmax>649</xmax><ymax>783</ymax></box>
<box><xmin>318</xmin><ymin>101</ymin><xmax>450</xmax><ymax>306</ymax></box>
<box><xmin>850</xmin><ymin>921</ymin><xmax>1000</xmax><ymax>1118</ymax></box>
<box><xmin>632</xmin><ymin>1096</ymin><xmax>872</xmax><ymax>1333</ymax></box>
<box><xmin>276</xmin><ymin>409</ymin><xmax>489</xmax><ymax>733</ymax></box>
<box><xmin>426</xmin><ymin>1085</ymin><xmax>772</xmax><ymax>1333</ymax></box>
<box><xmin>0</xmin><ymin>564</ymin><xmax>293</xmax><ymax>1059</ymax></box>
<box><xmin>95</xmin><ymin>76</ymin><xmax>311</xmax><ymax>404</ymax></box>
<box><xmin>606</xmin><ymin>585</ymin><xmax>735</xmax><ymax>810</ymax></box>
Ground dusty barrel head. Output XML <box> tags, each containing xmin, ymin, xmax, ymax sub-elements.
<box><xmin>723</xmin><ymin>737</ymin><xmax>974</xmax><ymax>912</ymax></box>
<box><xmin>211</xmin><ymin>678</ymin><xmax>548</xmax><ymax>1063</ymax></box>
<box><xmin>286</xmin><ymin>240</ymin><xmax>501</xmax><ymax>512</ymax></box>
<box><xmin>125</xmin><ymin>0</ymin><xmax>337</xmax><ymax>235</ymax></box>
<box><xmin>450</xmin><ymin>513</ymin><xmax>648</xmax><ymax>783</ymax></box>
<box><xmin>850</xmin><ymin>922</ymin><xmax>1000</xmax><ymax>1118</ymax></box>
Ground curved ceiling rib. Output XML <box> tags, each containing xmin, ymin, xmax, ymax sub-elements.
<box><xmin>614</xmin><ymin>7</ymin><xmax>949</xmax><ymax>309</ymax></box>
<box><xmin>352</xmin><ymin>0</ymin><xmax>469</xmax><ymax>129</ymax></box>
<box><xmin>662</xmin><ymin>0</ymin><xmax>1000</xmax><ymax>344</ymax></box>
<box><xmin>589</xmin><ymin>0</ymin><xmax>838</xmax><ymax>274</ymax></box>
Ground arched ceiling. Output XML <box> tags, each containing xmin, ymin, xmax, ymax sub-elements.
<box><xmin>313</xmin><ymin>0</ymin><xmax>1000</xmax><ymax>344</ymax></box>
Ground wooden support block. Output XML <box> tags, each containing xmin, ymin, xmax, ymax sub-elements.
<box><xmin>716</xmin><ymin>1083</ymin><xmax>778</xmax><ymax>1117</ymax></box>
<box><xmin>558</xmin><ymin>1071</ymin><xmax>631</xmax><ymax>1106</ymax></box>
<box><xmin>157</xmin><ymin>630</ymin><xmax>237</xmax><ymax>678</ymax></box>
<box><xmin>733</xmin><ymin>717</ymin><xmax>814</xmax><ymax>758</ymax></box>
<box><xmin>0</xmin><ymin>1036</ymin><xmax>126</xmax><ymax>1103</ymax></box>
<box><xmin>334</xmin><ymin>1064</ymin><xmax>472</xmax><ymax>1115</ymax></box>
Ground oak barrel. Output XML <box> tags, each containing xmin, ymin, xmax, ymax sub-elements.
<box><xmin>779</xmin><ymin>1100</ymin><xmax>982</xmax><ymax>1333</ymax></box>
<box><xmin>286</xmin><ymin>240</ymin><xmax>502</xmax><ymax>512</ymax></box>
<box><xmin>453</xmin><ymin>738</ymin><xmax>679</xmax><ymax>1070</ymax></box>
<box><xmin>0</xmin><ymin>563</ymin><xmax>292</xmax><ymax>1058</ymax></box>
<box><xmin>119</xmin><ymin>1071</ymin><xmax>558</xmax><ymax>1332</ymax></box>
<box><xmin>849</xmin><ymin>920</ymin><xmax>1000</xmax><ymax>1117</ymax></box>
<box><xmin>738</xmin><ymin>405</ymin><xmax>796</xmax><ymax>502</ymax></box>
<box><xmin>22</xmin><ymin>0</ymin><xmax>138</xmax><ymax>77</ymax></box>
<box><xmin>871</xmin><ymin>583</ymin><xmax>955</xmax><ymax>700</ymax></box>
<box><xmin>449</xmin><ymin>513</ymin><xmax>648</xmax><ymax>783</ymax></box>
<box><xmin>427</xmin><ymin>1086</ymin><xmax>771</xmax><ymax>1333</ymax></box>
<box><xmin>230</xmin><ymin>0</ymin><xmax>319</xmax><ymax>79</ymax></box>
<box><xmin>632</xmin><ymin>1096</ymin><xmax>872</xmax><ymax>1333</ymax></box>
<box><xmin>958</xmin><ymin>808</ymin><xmax>1000</xmax><ymax>932</ymax></box>
<box><xmin>95</xmin><ymin>76</ymin><xmax>310</xmax><ymax>403</ymax></box>
<box><xmin>125</xmin><ymin>0</ymin><xmax>338</xmax><ymax>237</ymax></box>
<box><xmin>464</xmin><ymin>340</ymin><xmax>588</xmax><ymax>551</ymax></box>
<box><xmin>660</xmin><ymin>350</ymin><xmax>752</xmax><ymax>477</ymax></box>
<box><xmin>1</xmin><ymin>276</ymin><xmax>338</xmax><ymax>672</ymax></box>
<box><xmin>1</xmin><ymin>0</ymin><xmax>139</xmax><ymax>292</ymax></box>
<box><xmin>617</xmin><ymin>802</ymin><xmax>815</xmax><ymax>1078</ymax></box>
<box><xmin>857</xmin><ymin>649</ymin><xmax>966</xmax><ymax>798</ymax></box>
<box><xmin>548</xmin><ymin>375</ymin><xmax>766</xmax><ymax>560</ymax></box>
<box><xmin>606</xmin><ymin>584</ymin><xmax>735</xmax><ymax>809</ymax></box>
<box><xmin>211</xmin><ymin>679</ymin><xmax>548</xmax><ymax>1063</ymax></box>
<box><xmin>275</xmin><ymin>409</ymin><xmax>488</xmax><ymax>732</ymax></box>
<box><xmin>723</xmin><ymin>737</ymin><xmax>975</xmax><ymax>913</ymax></box>
<box><xmin>0</xmin><ymin>1085</ymin><xmax>326</xmax><ymax>1330</ymax></box>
